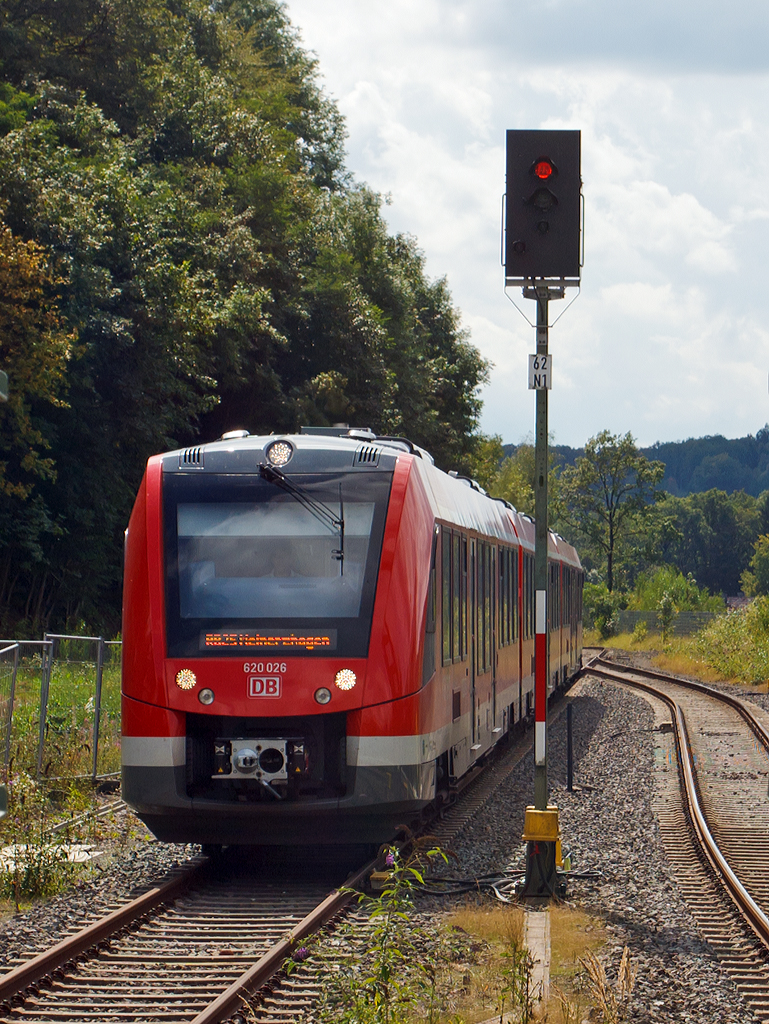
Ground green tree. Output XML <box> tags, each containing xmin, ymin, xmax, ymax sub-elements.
<box><xmin>0</xmin><ymin>0</ymin><xmax>490</xmax><ymax>632</ymax></box>
<box><xmin>492</xmin><ymin>435</ymin><xmax>561</xmax><ymax>517</ymax></box>
<box><xmin>652</xmin><ymin>489</ymin><xmax>759</xmax><ymax>595</ymax></box>
<box><xmin>558</xmin><ymin>430</ymin><xmax>664</xmax><ymax>592</ymax></box>
<box><xmin>742</xmin><ymin>535</ymin><xmax>769</xmax><ymax>597</ymax></box>
<box><xmin>0</xmin><ymin>220</ymin><xmax>75</xmax><ymax>629</ymax></box>
<box><xmin>465</xmin><ymin>434</ymin><xmax>504</xmax><ymax>493</ymax></box>
<box><xmin>627</xmin><ymin>565</ymin><xmax>724</xmax><ymax>612</ymax></box>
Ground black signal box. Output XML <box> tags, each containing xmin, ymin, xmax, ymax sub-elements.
<box><xmin>505</xmin><ymin>129</ymin><xmax>581</xmax><ymax>281</ymax></box>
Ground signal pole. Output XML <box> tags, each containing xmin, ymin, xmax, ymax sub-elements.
<box><xmin>532</xmin><ymin>283</ymin><xmax>555</xmax><ymax>812</ymax></box>
<box><xmin>504</xmin><ymin>129</ymin><xmax>582</xmax><ymax>897</ymax></box>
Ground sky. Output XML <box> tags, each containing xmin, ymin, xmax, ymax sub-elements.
<box><xmin>283</xmin><ymin>0</ymin><xmax>769</xmax><ymax>449</ymax></box>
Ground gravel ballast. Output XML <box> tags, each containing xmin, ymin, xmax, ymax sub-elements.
<box><xmin>440</xmin><ymin>674</ymin><xmax>759</xmax><ymax>1023</ymax></box>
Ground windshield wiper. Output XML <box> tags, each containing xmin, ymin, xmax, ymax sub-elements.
<box><xmin>258</xmin><ymin>464</ymin><xmax>345</xmax><ymax>573</ymax></box>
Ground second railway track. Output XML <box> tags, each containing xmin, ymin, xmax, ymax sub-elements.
<box><xmin>587</xmin><ymin>652</ymin><xmax>769</xmax><ymax>1019</ymax></box>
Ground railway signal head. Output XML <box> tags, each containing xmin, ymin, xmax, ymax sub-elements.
<box><xmin>505</xmin><ymin>129</ymin><xmax>582</xmax><ymax>281</ymax></box>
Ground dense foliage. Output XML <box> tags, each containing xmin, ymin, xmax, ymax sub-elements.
<box><xmin>0</xmin><ymin>0</ymin><xmax>490</xmax><ymax>634</ymax></box>
<box><xmin>697</xmin><ymin>597</ymin><xmax>769</xmax><ymax>684</ymax></box>
<box><xmin>625</xmin><ymin>566</ymin><xmax>723</xmax><ymax>613</ymax></box>
<box><xmin>489</xmin><ymin>431</ymin><xmax>769</xmax><ymax>607</ymax></box>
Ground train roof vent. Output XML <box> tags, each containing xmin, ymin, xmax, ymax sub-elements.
<box><xmin>355</xmin><ymin>444</ymin><xmax>380</xmax><ymax>467</ymax></box>
<box><xmin>179</xmin><ymin>447</ymin><xmax>204</xmax><ymax>468</ymax></box>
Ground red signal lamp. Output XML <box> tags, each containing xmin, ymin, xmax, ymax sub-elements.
<box><xmin>533</xmin><ymin>158</ymin><xmax>555</xmax><ymax>180</ymax></box>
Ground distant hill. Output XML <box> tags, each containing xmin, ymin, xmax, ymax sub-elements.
<box><xmin>503</xmin><ymin>426</ymin><xmax>769</xmax><ymax>497</ymax></box>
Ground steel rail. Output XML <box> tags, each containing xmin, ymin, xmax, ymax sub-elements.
<box><xmin>0</xmin><ymin>859</ymin><xmax>209</xmax><ymax>1004</ymax></box>
<box><xmin>586</xmin><ymin>659</ymin><xmax>769</xmax><ymax>946</ymax></box>
<box><xmin>190</xmin><ymin>857</ymin><xmax>376</xmax><ymax>1024</ymax></box>
<box><xmin>591</xmin><ymin>652</ymin><xmax>769</xmax><ymax>750</ymax></box>
<box><xmin>0</xmin><ymin>853</ymin><xmax>379</xmax><ymax>1023</ymax></box>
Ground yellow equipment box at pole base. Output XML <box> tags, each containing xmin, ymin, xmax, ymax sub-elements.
<box><xmin>522</xmin><ymin>804</ymin><xmax>560</xmax><ymax>842</ymax></box>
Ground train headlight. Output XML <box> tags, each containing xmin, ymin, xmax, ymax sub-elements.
<box><xmin>266</xmin><ymin>439</ymin><xmax>293</xmax><ymax>467</ymax></box>
<box><xmin>314</xmin><ymin>687</ymin><xmax>332</xmax><ymax>705</ymax></box>
<box><xmin>198</xmin><ymin>688</ymin><xmax>215</xmax><ymax>705</ymax></box>
<box><xmin>335</xmin><ymin>669</ymin><xmax>357</xmax><ymax>691</ymax></box>
<box><xmin>176</xmin><ymin>669</ymin><xmax>197</xmax><ymax>690</ymax></box>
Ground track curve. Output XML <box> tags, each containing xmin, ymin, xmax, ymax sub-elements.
<box><xmin>586</xmin><ymin>652</ymin><xmax>769</xmax><ymax>1018</ymax></box>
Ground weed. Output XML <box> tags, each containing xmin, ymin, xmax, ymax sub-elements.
<box><xmin>580</xmin><ymin>946</ymin><xmax>637</xmax><ymax>1023</ymax></box>
<box><xmin>1</xmin><ymin>771</ymin><xmax>78</xmax><ymax>908</ymax></box>
<box><xmin>630</xmin><ymin>620</ymin><xmax>648</xmax><ymax>644</ymax></box>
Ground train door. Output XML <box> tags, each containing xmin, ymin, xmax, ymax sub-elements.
<box><xmin>469</xmin><ymin>538</ymin><xmax>477</xmax><ymax>746</ymax></box>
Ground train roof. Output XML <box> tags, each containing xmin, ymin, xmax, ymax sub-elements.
<box><xmin>158</xmin><ymin>428</ymin><xmax>582</xmax><ymax>569</ymax></box>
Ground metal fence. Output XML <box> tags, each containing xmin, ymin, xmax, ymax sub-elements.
<box><xmin>0</xmin><ymin>635</ymin><xmax>122</xmax><ymax>783</ymax></box>
<box><xmin>614</xmin><ymin>610</ymin><xmax>718</xmax><ymax>636</ymax></box>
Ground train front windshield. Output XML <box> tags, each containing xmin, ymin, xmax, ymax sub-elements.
<box><xmin>163</xmin><ymin>471</ymin><xmax>392</xmax><ymax>657</ymax></box>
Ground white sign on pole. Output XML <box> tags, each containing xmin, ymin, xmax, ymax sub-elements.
<box><xmin>528</xmin><ymin>354</ymin><xmax>552</xmax><ymax>390</ymax></box>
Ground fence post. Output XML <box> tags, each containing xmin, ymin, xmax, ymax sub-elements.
<box><xmin>37</xmin><ymin>638</ymin><xmax>53</xmax><ymax>780</ymax></box>
<box><xmin>4</xmin><ymin>645</ymin><xmax>19</xmax><ymax>778</ymax></box>
<box><xmin>92</xmin><ymin>637</ymin><xmax>105</xmax><ymax>784</ymax></box>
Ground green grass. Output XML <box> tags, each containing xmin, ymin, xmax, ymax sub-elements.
<box><xmin>0</xmin><ymin>652</ymin><xmax>132</xmax><ymax>905</ymax></box>
<box><xmin>585</xmin><ymin>625</ymin><xmax>769</xmax><ymax>690</ymax></box>
<box><xmin>4</xmin><ymin>657</ymin><xmax>121</xmax><ymax>780</ymax></box>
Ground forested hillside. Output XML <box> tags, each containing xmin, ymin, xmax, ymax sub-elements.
<box><xmin>644</xmin><ymin>428</ymin><xmax>769</xmax><ymax>496</ymax></box>
<box><xmin>504</xmin><ymin>427</ymin><xmax>769</xmax><ymax>498</ymax></box>
<box><xmin>0</xmin><ymin>0</ymin><xmax>490</xmax><ymax>635</ymax></box>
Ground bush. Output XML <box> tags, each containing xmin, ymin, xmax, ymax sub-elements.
<box><xmin>627</xmin><ymin>566</ymin><xmax>723</xmax><ymax>613</ymax></box>
<box><xmin>697</xmin><ymin>597</ymin><xmax>769</xmax><ymax>684</ymax></box>
<box><xmin>583</xmin><ymin>583</ymin><xmax>623</xmax><ymax>640</ymax></box>
<box><xmin>630</xmin><ymin>620</ymin><xmax>648</xmax><ymax>645</ymax></box>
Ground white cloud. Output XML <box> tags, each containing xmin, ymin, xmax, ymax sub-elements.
<box><xmin>285</xmin><ymin>0</ymin><xmax>769</xmax><ymax>446</ymax></box>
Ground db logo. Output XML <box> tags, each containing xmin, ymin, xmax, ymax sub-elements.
<box><xmin>248</xmin><ymin>676</ymin><xmax>282</xmax><ymax>698</ymax></box>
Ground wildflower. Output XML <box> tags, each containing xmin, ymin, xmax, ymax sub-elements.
<box><xmin>385</xmin><ymin>850</ymin><xmax>395</xmax><ymax>868</ymax></box>
<box><xmin>294</xmin><ymin>946</ymin><xmax>309</xmax><ymax>962</ymax></box>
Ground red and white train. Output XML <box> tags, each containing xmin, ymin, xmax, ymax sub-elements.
<box><xmin>121</xmin><ymin>428</ymin><xmax>583</xmax><ymax>846</ymax></box>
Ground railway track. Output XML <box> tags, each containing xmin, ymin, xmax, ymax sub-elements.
<box><xmin>0</xmin><ymin>854</ymin><xmax>375</xmax><ymax>1024</ymax></box>
<box><xmin>586</xmin><ymin>652</ymin><xmax>769</xmax><ymax>1020</ymax></box>
<box><xmin>0</xmin><ymin>692</ymin><xmax>575</xmax><ymax>1024</ymax></box>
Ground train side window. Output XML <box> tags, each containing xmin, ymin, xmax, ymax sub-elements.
<box><xmin>498</xmin><ymin>548</ymin><xmax>505</xmax><ymax>647</ymax></box>
<box><xmin>441</xmin><ymin>528</ymin><xmax>452</xmax><ymax>666</ymax></box>
<box><xmin>486</xmin><ymin>544</ymin><xmax>493</xmax><ymax>670</ymax></box>
<box><xmin>499</xmin><ymin>546</ymin><xmax>512</xmax><ymax>648</ymax></box>
<box><xmin>521</xmin><ymin>553</ymin><xmax>527</xmax><ymax>641</ymax></box>
<box><xmin>426</xmin><ymin>531</ymin><xmax>437</xmax><ymax>633</ymax></box>
<box><xmin>475</xmin><ymin>542</ymin><xmax>483</xmax><ymax>674</ymax></box>
<box><xmin>513</xmin><ymin>548</ymin><xmax>519</xmax><ymax>640</ymax></box>
<box><xmin>477</xmin><ymin>541</ymin><xmax>493</xmax><ymax>674</ymax></box>
<box><xmin>452</xmin><ymin>532</ymin><xmax>461</xmax><ymax>662</ymax></box>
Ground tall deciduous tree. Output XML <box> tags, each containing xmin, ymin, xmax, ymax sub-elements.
<box><xmin>742</xmin><ymin>535</ymin><xmax>769</xmax><ymax>597</ymax></box>
<box><xmin>558</xmin><ymin>430</ymin><xmax>664</xmax><ymax>591</ymax></box>
<box><xmin>0</xmin><ymin>0</ymin><xmax>489</xmax><ymax>633</ymax></box>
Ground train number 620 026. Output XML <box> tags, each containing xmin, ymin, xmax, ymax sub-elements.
<box><xmin>243</xmin><ymin>662</ymin><xmax>287</xmax><ymax>674</ymax></box>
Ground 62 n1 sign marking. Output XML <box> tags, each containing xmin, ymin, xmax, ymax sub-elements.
<box><xmin>528</xmin><ymin>354</ymin><xmax>552</xmax><ymax>390</ymax></box>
